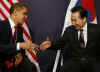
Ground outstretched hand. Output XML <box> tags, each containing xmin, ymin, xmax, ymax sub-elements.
<box><xmin>40</xmin><ymin>36</ymin><xmax>51</xmax><ymax>50</ymax></box>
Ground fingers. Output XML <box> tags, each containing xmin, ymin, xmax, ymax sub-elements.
<box><xmin>40</xmin><ymin>41</ymin><xmax>51</xmax><ymax>50</ymax></box>
<box><xmin>15</xmin><ymin>53</ymin><xmax>23</xmax><ymax>66</ymax></box>
<box><xmin>39</xmin><ymin>36</ymin><xmax>51</xmax><ymax>50</ymax></box>
<box><xmin>30</xmin><ymin>43</ymin><xmax>39</xmax><ymax>52</ymax></box>
<box><xmin>19</xmin><ymin>40</ymin><xmax>51</xmax><ymax>51</ymax></box>
<box><xmin>19</xmin><ymin>42</ymin><xmax>39</xmax><ymax>52</ymax></box>
<box><xmin>32</xmin><ymin>43</ymin><xmax>39</xmax><ymax>49</ymax></box>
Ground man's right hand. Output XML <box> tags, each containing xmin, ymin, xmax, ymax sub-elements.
<box><xmin>19</xmin><ymin>42</ymin><xmax>39</xmax><ymax>50</ymax></box>
<box><xmin>40</xmin><ymin>36</ymin><xmax>51</xmax><ymax>50</ymax></box>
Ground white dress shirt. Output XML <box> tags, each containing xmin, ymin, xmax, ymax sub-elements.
<box><xmin>78</xmin><ymin>23</ymin><xmax>87</xmax><ymax>47</ymax></box>
<box><xmin>8</xmin><ymin>17</ymin><xmax>20</xmax><ymax>50</ymax></box>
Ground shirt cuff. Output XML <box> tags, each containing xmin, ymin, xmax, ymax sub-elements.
<box><xmin>17</xmin><ymin>43</ymin><xmax>20</xmax><ymax>50</ymax></box>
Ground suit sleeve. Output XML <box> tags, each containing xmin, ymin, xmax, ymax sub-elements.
<box><xmin>0</xmin><ymin>44</ymin><xmax>17</xmax><ymax>56</ymax></box>
<box><xmin>49</xmin><ymin>28</ymin><xmax>70</xmax><ymax>50</ymax></box>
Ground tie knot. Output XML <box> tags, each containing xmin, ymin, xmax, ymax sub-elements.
<box><xmin>80</xmin><ymin>29</ymin><xmax>83</xmax><ymax>32</ymax></box>
<box><xmin>80</xmin><ymin>29</ymin><xmax>84</xmax><ymax>34</ymax></box>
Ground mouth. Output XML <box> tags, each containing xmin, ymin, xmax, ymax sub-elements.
<box><xmin>74</xmin><ymin>24</ymin><xmax>81</xmax><ymax>29</ymax></box>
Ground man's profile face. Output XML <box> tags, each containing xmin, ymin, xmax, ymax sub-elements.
<box><xmin>71</xmin><ymin>12</ymin><xmax>86</xmax><ymax>30</ymax></box>
<box><xmin>14</xmin><ymin>7</ymin><xmax>28</xmax><ymax>24</ymax></box>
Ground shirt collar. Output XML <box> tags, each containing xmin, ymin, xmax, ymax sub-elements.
<box><xmin>8</xmin><ymin>17</ymin><xmax>16</xmax><ymax>29</ymax></box>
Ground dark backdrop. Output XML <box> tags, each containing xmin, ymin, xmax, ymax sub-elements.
<box><xmin>21</xmin><ymin>0</ymin><xmax>69</xmax><ymax>43</ymax></box>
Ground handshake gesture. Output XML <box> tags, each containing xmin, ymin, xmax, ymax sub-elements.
<box><xmin>19</xmin><ymin>36</ymin><xmax>51</xmax><ymax>51</ymax></box>
<box><xmin>15</xmin><ymin>37</ymin><xmax>51</xmax><ymax>66</ymax></box>
<box><xmin>19</xmin><ymin>41</ymin><xmax>39</xmax><ymax>52</ymax></box>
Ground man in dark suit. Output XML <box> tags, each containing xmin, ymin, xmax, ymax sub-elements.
<box><xmin>0</xmin><ymin>3</ymin><xmax>39</xmax><ymax>72</ymax></box>
<box><xmin>40</xmin><ymin>6</ymin><xmax>100</xmax><ymax>72</ymax></box>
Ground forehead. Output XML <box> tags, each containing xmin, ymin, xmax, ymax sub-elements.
<box><xmin>16</xmin><ymin>7</ymin><xmax>28</xmax><ymax>12</ymax></box>
<box><xmin>72</xmin><ymin>12</ymin><xmax>80</xmax><ymax>18</ymax></box>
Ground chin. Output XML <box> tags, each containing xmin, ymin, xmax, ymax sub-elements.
<box><xmin>19</xmin><ymin>23</ymin><xmax>23</xmax><ymax>25</ymax></box>
<box><xmin>76</xmin><ymin>27</ymin><xmax>81</xmax><ymax>30</ymax></box>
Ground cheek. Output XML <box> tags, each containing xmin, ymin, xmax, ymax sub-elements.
<box><xmin>20</xmin><ymin>16</ymin><xmax>24</xmax><ymax>20</ymax></box>
<box><xmin>72</xmin><ymin>21</ymin><xmax>75</xmax><ymax>25</ymax></box>
<box><xmin>79</xmin><ymin>21</ymin><xmax>83</xmax><ymax>26</ymax></box>
<box><xmin>22</xmin><ymin>15</ymin><xmax>26</xmax><ymax>19</ymax></box>
<box><xmin>76</xmin><ymin>20</ymin><xmax>81</xmax><ymax>25</ymax></box>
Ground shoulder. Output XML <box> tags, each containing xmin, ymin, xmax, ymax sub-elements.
<box><xmin>88</xmin><ymin>23</ymin><xmax>99</xmax><ymax>30</ymax></box>
<box><xmin>65</xmin><ymin>25</ymin><xmax>76</xmax><ymax>32</ymax></box>
<box><xmin>0</xmin><ymin>19</ymin><xmax>9</xmax><ymax>31</ymax></box>
<box><xmin>62</xmin><ymin>25</ymin><xmax>76</xmax><ymax>37</ymax></box>
<box><xmin>0</xmin><ymin>19</ymin><xmax>9</xmax><ymax>23</ymax></box>
<box><xmin>0</xmin><ymin>19</ymin><xmax>10</xmax><ymax>27</ymax></box>
<box><xmin>87</xmin><ymin>23</ymin><xmax>100</xmax><ymax>33</ymax></box>
<box><xmin>0</xmin><ymin>19</ymin><xmax>9</xmax><ymax>26</ymax></box>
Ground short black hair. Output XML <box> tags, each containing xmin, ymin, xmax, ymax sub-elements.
<box><xmin>10</xmin><ymin>3</ymin><xmax>27</xmax><ymax>14</ymax></box>
<box><xmin>71</xmin><ymin>6</ymin><xmax>88</xmax><ymax>19</ymax></box>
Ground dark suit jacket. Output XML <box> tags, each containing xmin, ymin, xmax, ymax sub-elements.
<box><xmin>0</xmin><ymin>19</ymin><xmax>19</xmax><ymax>71</ymax></box>
<box><xmin>50</xmin><ymin>24</ymin><xmax>100</xmax><ymax>63</ymax></box>
<box><xmin>0</xmin><ymin>20</ymin><xmax>37</xmax><ymax>72</ymax></box>
<box><xmin>0</xmin><ymin>20</ymin><xmax>18</xmax><ymax>61</ymax></box>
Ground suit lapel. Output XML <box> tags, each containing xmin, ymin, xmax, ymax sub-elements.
<box><xmin>70</xmin><ymin>29</ymin><xmax>79</xmax><ymax>45</ymax></box>
<box><xmin>5</xmin><ymin>19</ymin><xmax>13</xmax><ymax>42</ymax></box>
